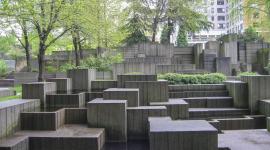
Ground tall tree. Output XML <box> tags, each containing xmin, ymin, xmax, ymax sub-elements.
<box><xmin>176</xmin><ymin>26</ymin><xmax>188</xmax><ymax>47</ymax></box>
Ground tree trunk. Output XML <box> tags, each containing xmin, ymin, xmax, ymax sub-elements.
<box><xmin>21</xmin><ymin>21</ymin><xmax>32</xmax><ymax>72</ymax></box>
<box><xmin>79</xmin><ymin>41</ymin><xmax>83</xmax><ymax>59</ymax></box>
<box><xmin>38</xmin><ymin>44</ymin><xmax>46</xmax><ymax>81</ymax></box>
<box><xmin>152</xmin><ymin>18</ymin><xmax>158</xmax><ymax>42</ymax></box>
<box><xmin>72</xmin><ymin>34</ymin><xmax>80</xmax><ymax>66</ymax></box>
<box><xmin>167</xmin><ymin>18</ymin><xmax>174</xmax><ymax>44</ymax></box>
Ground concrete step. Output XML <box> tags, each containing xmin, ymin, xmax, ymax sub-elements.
<box><xmin>183</xmin><ymin>97</ymin><xmax>233</xmax><ymax>108</ymax></box>
<box><xmin>189</xmin><ymin>108</ymin><xmax>250</xmax><ymax>119</ymax></box>
<box><xmin>0</xmin><ymin>135</ymin><xmax>28</xmax><ymax>150</ymax></box>
<box><xmin>15</xmin><ymin>125</ymin><xmax>105</xmax><ymax>150</ymax></box>
<box><xmin>169</xmin><ymin>90</ymin><xmax>229</xmax><ymax>98</ymax></box>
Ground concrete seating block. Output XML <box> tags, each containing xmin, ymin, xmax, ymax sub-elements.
<box><xmin>46</xmin><ymin>78</ymin><xmax>72</xmax><ymax>92</ymax></box>
<box><xmin>91</xmin><ymin>80</ymin><xmax>117</xmax><ymax>92</ymax></box>
<box><xmin>15</xmin><ymin>125</ymin><xmax>105</xmax><ymax>150</ymax></box>
<box><xmin>20</xmin><ymin>109</ymin><xmax>65</xmax><ymax>130</ymax></box>
<box><xmin>125</xmin><ymin>81</ymin><xmax>168</xmax><ymax>106</ymax></box>
<box><xmin>150</xmin><ymin>99</ymin><xmax>189</xmax><ymax>120</ymax></box>
<box><xmin>183</xmin><ymin>97</ymin><xmax>233</xmax><ymax>108</ymax></box>
<box><xmin>241</xmin><ymin>75</ymin><xmax>270</xmax><ymax>114</ymax></box>
<box><xmin>117</xmin><ymin>75</ymin><xmax>157</xmax><ymax>88</ymax></box>
<box><xmin>224</xmin><ymin>81</ymin><xmax>248</xmax><ymax>108</ymax></box>
<box><xmin>213</xmin><ymin>118</ymin><xmax>254</xmax><ymax>130</ymax></box>
<box><xmin>85</xmin><ymin>92</ymin><xmax>103</xmax><ymax>103</ymax></box>
<box><xmin>0</xmin><ymin>99</ymin><xmax>40</xmax><ymax>138</ymax></box>
<box><xmin>189</xmin><ymin>108</ymin><xmax>249</xmax><ymax>119</ymax></box>
<box><xmin>87</xmin><ymin>98</ymin><xmax>127</xmax><ymax>142</ymax></box>
<box><xmin>22</xmin><ymin>82</ymin><xmax>56</xmax><ymax>108</ymax></box>
<box><xmin>67</xmin><ymin>69</ymin><xmax>96</xmax><ymax>92</ymax></box>
<box><xmin>0</xmin><ymin>135</ymin><xmax>29</xmax><ymax>150</ymax></box>
<box><xmin>127</xmin><ymin>106</ymin><xmax>167</xmax><ymax>140</ymax></box>
<box><xmin>104</xmin><ymin>88</ymin><xmax>139</xmax><ymax>107</ymax></box>
<box><xmin>149</xmin><ymin>119</ymin><xmax>218</xmax><ymax>150</ymax></box>
<box><xmin>65</xmin><ymin>108</ymin><xmax>87</xmax><ymax>124</ymax></box>
<box><xmin>46</xmin><ymin>92</ymin><xmax>85</xmax><ymax>109</ymax></box>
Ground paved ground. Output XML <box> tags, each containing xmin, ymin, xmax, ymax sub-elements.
<box><xmin>219</xmin><ymin>129</ymin><xmax>270</xmax><ymax>150</ymax></box>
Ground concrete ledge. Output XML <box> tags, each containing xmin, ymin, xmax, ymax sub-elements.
<box><xmin>22</xmin><ymin>82</ymin><xmax>56</xmax><ymax>108</ymax></box>
<box><xmin>104</xmin><ymin>88</ymin><xmax>139</xmax><ymax>107</ymax></box>
<box><xmin>259</xmin><ymin>100</ymin><xmax>270</xmax><ymax>117</ymax></box>
<box><xmin>15</xmin><ymin>125</ymin><xmax>105</xmax><ymax>150</ymax></box>
<box><xmin>117</xmin><ymin>75</ymin><xmax>157</xmax><ymax>88</ymax></box>
<box><xmin>170</xmin><ymin>90</ymin><xmax>229</xmax><ymax>98</ymax></box>
<box><xmin>150</xmin><ymin>99</ymin><xmax>189</xmax><ymax>119</ymax></box>
<box><xmin>21</xmin><ymin>109</ymin><xmax>65</xmax><ymax>130</ymax></box>
<box><xmin>46</xmin><ymin>92</ymin><xmax>85</xmax><ymax>109</ymax></box>
<box><xmin>189</xmin><ymin>108</ymin><xmax>249</xmax><ymax>119</ymax></box>
<box><xmin>0</xmin><ymin>99</ymin><xmax>40</xmax><ymax>138</ymax></box>
<box><xmin>149</xmin><ymin>119</ymin><xmax>218</xmax><ymax>150</ymax></box>
<box><xmin>169</xmin><ymin>84</ymin><xmax>226</xmax><ymax>92</ymax></box>
<box><xmin>267</xmin><ymin>117</ymin><xmax>270</xmax><ymax>132</ymax></box>
<box><xmin>87</xmin><ymin>98</ymin><xmax>127</xmax><ymax>142</ymax></box>
<box><xmin>0</xmin><ymin>79</ymin><xmax>15</xmax><ymax>87</ymax></box>
<box><xmin>183</xmin><ymin>97</ymin><xmax>233</xmax><ymax>108</ymax></box>
<box><xmin>127</xmin><ymin>106</ymin><xmax>167</xmax><ymax>140</ymax></box>
<box><xmin>46</xmin><ymin>78</ymin><xmax>72</xmax><ymax>92</ymax></box>
<box><xmin>0</xmin><ymin>135</ymin><xmax>28</xmax><ymax>150</ymax></box>
<box><xmin>91</xmin><ymin>80</ymin><xmax>117</xmax><ymax>92</ymax></box>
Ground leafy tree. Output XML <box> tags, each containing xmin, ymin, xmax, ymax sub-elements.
<box><xmin>0</xmin><ymin>35</ymin><xmax>17</xmax><ymax>53</ymax></box>
<box><xmin>123</xmin><ymin>13</ymin><xmax>149</xmax><ymax>45</ymax></box>
<box><xmin>242</xmin><ymin>26</ymin><xmax>262</xmax><ymax>42</ymax></box>
<box><xmin>176</xmin><ymin>26</ymin><xmax>188</xmax><ymax>47</ymax></box>
<box><xmin>160</xmin><ymin>26</ymin><xmax>170</xmax><ymax>44</ymax></box>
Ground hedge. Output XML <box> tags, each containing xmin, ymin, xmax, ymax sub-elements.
<box><xmin>158</xmin><ymin>73</ymin><xmax>226</xmax><ymax>85</ymax></box>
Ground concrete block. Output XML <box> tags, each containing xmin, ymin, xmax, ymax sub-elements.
<box><xmin>149</xmin><ymin>119</ymin><xmax>218</xmax><ymax>150</ymax></box>
<box><xmin>267</xmin><ymin>117</ymin><xmax>270</xmax><ymax>132</ymax></box>
<box><xmin>46</xmin><ymin>92</ymin><xmax>85</xmax><ymax>109</ymax></box>
<box><xmin>216</xmin><ymin>57</ymin><xmax>231</xmax><ymax>76</ymax></box>
<box><xmin>104</xmin><ymin>88</ymin><xmax>139</xmax><ymax>107</ymax></box>
<box><xmin>91</xmin><ymin>80</ymin><xmax>117</xmax><ymax>92</ymax></box>
<box><xmin>65</xmin><ymin>108</ymin><xmax>87</xmax><ymax>124</ymax></box>
<box><xmin>67</xmin><ymin>69</ymin><xmax>96</xmax><ymax>92</ymax></box>
<box><xmin>85</xmin><ymin>92</ymin><xmax>103</xmax><ymax>103</ymax></box>
<box><xmin>125</xmin><ymin>81</ymin><xmax>168</xmax><ymax>106</ymax></box>
<box><xmin>224</xmin><ymin>81</ymin><xmax>248</xmax><ymax>108</ymax></box>
<box><xmin>46</xmin><ymin>78</ymin><xmax>72</xmax><ymax>92</ymax></box>
<box><xmin>22</xmin><ymin>82</ymin><xmax>56</xmax><ymax>108</ymax></box>
<box><xmin>127</xmin><ymin>106</ymin><xmax>167</xmax><ymax>140</ymax></box>
<box><xmin>87</xmin><ymin>98</ymin><xmax>127</xmax><ymax>142</ymax></box>
<box><xmin>259</xmin><ymin>100</ymin><xmax>270</xmax><ymax>117</ymax></box>
<box><xmin>150</xmin><ymin>99</ymin><xmax>189</xmax><ymax>120</ymax></box>
<box><xmin>241</xmin><ymin>75</ymin><xmax>270</xmax><ymax>114</ymax></box>
<box><xmin>0</xmin><ymin>135</ymin><xmax>29</xmax><ymax>150</ymax></box>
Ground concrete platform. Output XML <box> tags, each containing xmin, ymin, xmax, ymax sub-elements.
<box><xmin>218</xmin><ymin>129</ymin><xmax>270</xmax><ymax>150</ymax></box>
<box><xmin>149</xmin><ymin>120</ymin><xmax>218</xmax><ymax>150</ymax></box>
<box><xmin>15</xmin><ymin>124</ymin><xmax>105</xmax><ymax>150</ymax></box>
<box><xmin>0</xmin><ymin>135</ymin><xmax>29</xmax><ymax>150</ymax></box>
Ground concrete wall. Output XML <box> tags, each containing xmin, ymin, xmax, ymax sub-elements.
<box><xmin>216</xmin><ymin>57</ymin><xmax>231</xmax><ymax>76</ymax></box>
<box><xmin>224</xmin><ymin>81</ymin><xmax>248</xmax><ymax>108</ymax></box>
<box><xmin>67</xmin><ymin>69</ymin><xmax>96</xmax><ymax>92</ymax></box>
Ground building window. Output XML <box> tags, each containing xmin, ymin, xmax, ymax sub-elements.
<box><xmin>211</xmin><ymin>16</ymin><xmax>215</xmax><ymax>21</ymax></box>
<box><xmin>211</xmin><ymin>8</ymin><xmax>215</xmax><ymax>13</ymax></box>
<box><xmin>217</xmin><ymin>16</ymin><xmax>225</xmax><ymax>21</ymax></box>
<box><xmin>217</xmin><ymin>8</ymin><xmax>225</xmax><ymax>13</ymax></box>
<box><xmin>217</xmin><ymin>0</ymin><xmax>225</xmax><ymax>5</ymax></box>
<box><xmin>218</xmin><ymin>23</ymin><xmax>225</xmax><ymax>29</ymax></box>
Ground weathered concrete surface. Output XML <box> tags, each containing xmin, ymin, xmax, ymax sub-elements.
<box><xmin>67</xmin><ymin>69</ymin><xmax>96</xmax><ymax>92</ymax></box>
<box><xmin>183</xmin><ymin>97</ymin><xmax>233</xmax><ymax>108</ymax></box>
<box><xmin>267</xmin><ymin>118</ymin><xmax>270</xmax><ymax>132</ymax></box>
<box><xmin>0</xmin><ymin>88</ymin><xmax>15</xmax><ymax>97</ymax></box>
<box><xmin>91</xmin><ymin>80</ymin><xmax>117</xmax><ymax>92</ymax></box>
<box><xmin>22</xmin><ymin>82</ymin><xmax>56</xmax><ymax>108</ymax></box>
<box><xmin>259</xmin><ymin>100</ymin><xmax>270</xmax><ymax>117</ymax></box>
<box><xmin>219</xmin><ymin>129</ymin><xmax>270</xmax><ymax>150</ymax></box>
<box><xmin>46</xmin><ymin>92</ymin><xmax>85</xmax><ymax>109</ymax></box>
<box><xmin>46</xmin><ymin>78</ymin><xmax>72</xmax><ymax>92</ymax></box>
<box><xmin>149</xmin><ymin>119</ymin><xmax>218</xmax><ymax>150</ymax></box>
<box><xmin>117</xmin><ymin>75</ymin><xmax>157</xmax><ymax>88</ymax></box>
<box><xmin>104</xmin><ymin>88</ymin><xmax>139</xmax><ymax>107</ymax></box>
<box><xmin>189</xmin><ymin>108</ymin><xmax>249</xmax><ymax>119</ymax></box>
<box><xmin>224</xmin><ymin>81</ymin><xmax>248</xmax><ymax>108</ymax></box>
<box><xmin>87</xmin><ymin>98</ymin><xmax>127</xmax><ymax>142</ymax></box>
<box><xmin>150</xmin><ymin>99</ymin><xmax>189</xmax><ymax>119</ymax></box>
<box><xmin>15</xmin><ymin>125</ymin><xmax>105</xmax><ymax>150</ymax></box>
<box><xmin>0</xmin><ymin>135</ymin><xmax>29</xmax><ymax>150</ymax></box>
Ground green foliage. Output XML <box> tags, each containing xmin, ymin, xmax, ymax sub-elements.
<box><xmin>158</xmin><ymin>73</ymin><xmax>227</xmax><ymax>85</ymax></box>
<box><xmin>0</xmin><ymin>60</ymin><xmax>8</xmax><ymax>77</ymax></box>
<box><xmin>0</xmin><ymin>35</ymin><xmax>17</xmax><ymax>53</ymax></box>
<box><xmin>176</xmin><ymin>26</ymin><xmax>188</xmax><ymax>47</ymax></box>
<box><xmin>123</xmin><ymin>13</ymin><xmax>149</xmax><ymax>45</ymax></box>
<box><xmin>243</xmin><ymin>26</ymin><xmax>263</xmax><ymax>42</ymax></box>
<box><xmin>60</xmin><ymin>63</ymin><xmax>76</xmax><ymax>73</ymax></box>
<box><xmin>238</xmin><ymin>72</ymin><xmax>258</xmax><ymax>76</ymax></box>
<box><xmin>160</xmin><ymin>26</ymin><xmax>170</xmax><ymax>44</ymax></box>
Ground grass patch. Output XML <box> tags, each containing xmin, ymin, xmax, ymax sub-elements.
<box><xmin>0</xmin><ymin>85</ymin><xmax>22</xmax><ymax>102</ymax></box>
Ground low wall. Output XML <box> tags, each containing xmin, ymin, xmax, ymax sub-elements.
<box><xmin>0</xmin><ymin>79</ymin><xmax>15</xmax><ymax>87</ymax></box>
<box><xmin>224</xmin><ymin>81</ymin><xmax>248</xmax><ymax>108</ymax></box>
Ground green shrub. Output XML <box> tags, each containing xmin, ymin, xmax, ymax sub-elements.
<box><xmin>0</xmin><ymin>60</ymin><xmax>8</xmax><ymax>78</ymax></box>
<box><xmin>158</xmin><ymin>73</ymin><xmax>226</xmax><ymax>85</ymax></box>
<box><xmin>238</xmin><ymin>72</ymin><xmax>258</xmax><ymax>76</ymax></box>
<box><xmin>59</xmin><ymin>63</ymin><xmax>76</xmax><ymax>72</ymax></box>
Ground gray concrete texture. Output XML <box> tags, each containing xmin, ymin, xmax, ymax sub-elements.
<box><xmin>91</xmin><ymin>80</ymin><xmax>117</xmax><ymax>92</ymax></box>
<box><xmin>46</xmin><ymin>78</ymin><xmax>72</xmax><ymax>92</ymax></box>
<box><xmin>117</xmin><ymin>75</ymin><xmax>157</xmax><ymax>88</ymax></box>
<box><xmin>67</xmin><ymin>69</ymin><xmax>96</xmax><ymax>92</ymax></box>
<box><xmin>224</xmin><ymin>81</ymin><xmax>248</xmax><ymax>108</ymax></box>
<box><xmin>46</xmin><ymin>92</ymin><xmax>85</xmax><ymax>109</ymax></box>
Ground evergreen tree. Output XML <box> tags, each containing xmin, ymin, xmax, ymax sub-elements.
<box><xmin>176</xmin><ymin>26</ymin><xmax>188</xmax><ymax>47</ymax></box>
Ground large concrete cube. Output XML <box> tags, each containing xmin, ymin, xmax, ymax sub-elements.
<box><xmin>224</xmin><ymin>81</ymin><xmax>248</xmax><ymax>108</ymax></box>
<box><xmin>127</xmin><ymin>106</ymin><xmax>167</xmax><ymax>140</ymax></box>
<box><xmin>87</xmin><ymin>98</ymin><xmax>127</xmax><ymax>142</ymax></box>
<box><xmin>103</xmin><ymin>88</ymin><xmax>139</xmax><ymax>107</ymax></box>
<box><xmin>91</xmin><ymin>80</ymin><xmax>117</xmax><ymax>92</ymax></box>
<box><xmin>22</xmin><ymin>82</ymin><xmax>56</xmax><ymax>108</ymax></box>
<box><xmin>125</xmin><ymin>81</ymin><xmax>168</xmax><ymax>106</ymax></box>
<box><xmin>149</xmin><ymin>119</ymin><xmax>218</xmax><ymax>150</ymax></box>
<box><xmin>67</xmin><ymin>69</ymin><xmax>96</xmax><ymax>92</ymax></box>
<box><xmin>150</xmin><ymin>99</ymin><xmax>189</xmax><ymax>120</ymax></box>
<box><xmin>46</xmin><ymin>92</ymin><xmax>85</xmax><ymax>109</ymax></box>
<box><xmin>259</xmin><ymin>100</ymin><xmax>270</xmax><ymax>117</ymax></box>
<box><xmin>46</xmin><ymin>78</ymin><xmax>72</xmax><ymax>92</ymax></box>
